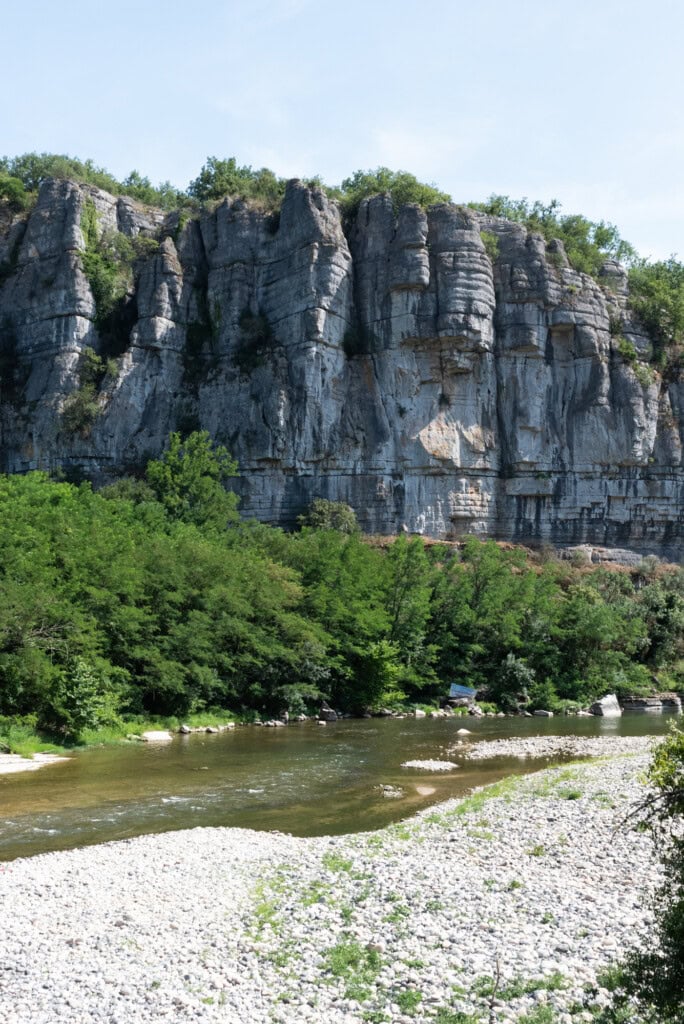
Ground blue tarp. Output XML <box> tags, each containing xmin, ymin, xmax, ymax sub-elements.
<box><xmin>449</xmin><ymin>683</ymin><xmax>477</xmax><ymax>699</ymax></box>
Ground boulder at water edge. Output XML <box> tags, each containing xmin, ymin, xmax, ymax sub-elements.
<box><xmin>589</xmin><ymin>694</ymin><xmax>622</xmax><ymax>717</ymax></box>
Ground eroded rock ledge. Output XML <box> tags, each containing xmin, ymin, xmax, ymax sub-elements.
<box><xmin>0</xmin><ymin>179</ymin><xmax>682</xmax><ymax>556</ymax></box>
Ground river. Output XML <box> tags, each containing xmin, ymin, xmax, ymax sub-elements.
<box><xmin>0</xmin><ymin>712</ymin><xmax>676</xmax><ymax>861</ymax></box>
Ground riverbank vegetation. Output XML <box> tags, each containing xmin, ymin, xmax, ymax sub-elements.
<box><xmin>610</xmin><ymin>726</ymin><xmax>684</xmax><ymax>1023</ymax></box>
<box><xmin>0</xmin><ymin>431</ymin><xmax>681</xmax><ymax>753</ymax></box>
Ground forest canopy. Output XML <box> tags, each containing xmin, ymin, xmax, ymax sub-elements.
<box><xmin>0</xmin><ymin>433</ymin><xmax>681</xmax><ymax>746</ymax></box>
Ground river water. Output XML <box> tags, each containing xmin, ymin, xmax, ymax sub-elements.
<box><xmin>0</xmin><ymin>713</ymin><xmax>676</xmax><ymax>861</ymax></box>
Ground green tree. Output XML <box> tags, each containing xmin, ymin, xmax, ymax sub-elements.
<box><xmin>636</xmin><ymin>576</ymin><xmax>684</xmax><ymax>668</ymax></box>
<box><xmin>384</xmin><ymin>536</ymin><xmax>437</xmax><ymax>698</ymax></box>
<box><xmin>121</xmin><ymin>170</ymin><xmax>183</xmax><ymax>208</ymax></box>
<box><xmin>495</xmin><ymin>653</ymin><xmax>537</xmax><ymax>711</ymax></box>
<box><xmin>339</xmin><ymin>167</ymin><xmax>451</xmax><ymax>217</ymax></box>
<box><xmin>187</xmin><ymin>156</ymin><xmax>286</xmax><ymax>207</ymax></box>
<box><xmin>0</xmin><ymin>466</ymin><xmax>336</xmax><ymax>724</ymax></box>
<box><xmin>0</xmin><ymin>172</ymin><xmax>31</xmax><ymax>212</ymax></box>
<box><xmin>525</xmin><ymin>676</ymin><xmax>559</xmax><ymax>713</ymax></box>
<box><xmin>298</xmin><ymin>498</ymin><xmax>359</xmax><ymax>534</ymax></box>
<box><xmin>49</xmin><ymin>658</ymin><xmax>120</xmax><ymax>739</ymax></box>
<box><xmin>628</xmin><ymin>257</ymin><xmax>684</xmax><ymax>362</ymax></box>
<box><xmin>545</xmin><ymin>579</ymin><xmax>649</xmax><ymax>702</ymax></box>
<box><xmin>0</xmin><ymin>152</ymin><xmax>185</xmax><ymax>209</ymax></box>
<box><xmin>146</xmin><ymin>431</ymin><xmax>239</xmax><ymax>529</ymax></box>
<box><xmin>286</xmin><ymin>529</ymin><xmax>392</xmax><ymax>709</ymax></box>
<box><xmin>428</xmin><ymin>539</ymin><xmax>542</xmax><ymax>695</ymax></box>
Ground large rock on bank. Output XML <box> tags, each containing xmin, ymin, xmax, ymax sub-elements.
<box><xmin>589</xmin><ymin>694</ymin><xmax>623</xmax><ymax>717</ymax></box>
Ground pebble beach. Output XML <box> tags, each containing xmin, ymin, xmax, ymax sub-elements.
<box><xmin>0</xmin><ymin>735</ymin><xmax>662</xmax><ymax>1024</ymax></box>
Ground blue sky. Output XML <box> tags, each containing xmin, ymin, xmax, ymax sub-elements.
<box><xmin>4</xmin><ymin>0</ymin><xmax>683</xmax><ymax>259</ymax></box>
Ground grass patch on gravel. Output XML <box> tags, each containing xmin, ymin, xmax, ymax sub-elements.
<box><xmin>530</xmin><ymin>766</ymin><xmax>588</xmax><ymax>800</ymax></box>
<box><xmin>301</xmin><ymin>880</ymin><xmax>327</xmax><ymax>906</ymax></box>
<box><xmin>434</xmin><ymin>1009</ymin><xmax>483</xmax><ymax>1023</ymax></box>
<box><xmin>322</xmin><ymin>851</ymin><xmax>354</xmax><ymax>873</ymax></box>
<box><xmin>383</xmin><ymin>901</ymin><xmax>410</xmax><ymax>924</ymax></box>
<box><xmin>467</xmin><ymin>828</ymin><xmax>495</xmax><ymax>840</ymax></box>
<box><xmin>450</xmin><ymin>775</ymin><xmax>521</xmax><ymax>816</ymax></box>
<box><xmin>248</xmin><ymin>873</ymin><xmax>290</xmax><ymax>938</ymax></box>
<box><xmin>518</xmin><ymin>1008</ymin><xmax>557</xmax><ymax>1024</ymax></box>
<box><xmin>394</xmin><ymin>987</ymin><xmax>422</xmax><ymax>1013</ymax></box>
<box><xmin>387</xmin><ymin>823</ymin><xmax>417</xmax><ymax>841</ymax></box>
<box><xmin>425</xmin><ymin>898</ymin><xmax>443</xmax><ymax>912</ymax></box>
<box><xmin>324</xmin><ymin>936</ymin><xmax>383</xmax><ymax>1002</ymax></box>
<box><xmin>591</xmin><ymin>791</ymin><xmax>617</xmax><ymax>808</ymax></box>
<box><xmin>252</xmin><ymin>884</ymin><xmax>280</xmax><ymax>934</ymax></box>
<box><xmin>424</xmin><ymin>811</ymin><xmax>450</xmax><ymax>826</ymax></box>
<box><xmin>473</xmin><ymin>970</ymin><xmax>567</xmax><ymax>1000</ymax></box>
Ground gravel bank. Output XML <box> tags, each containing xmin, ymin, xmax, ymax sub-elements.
<box><xmin>0</xmin><ymin>751</ymin><xmax>659</xmax><ymax>1024</ymax></box>
<box><xmin>461</xmin><ymin>733</ymin><xmax>658</xmax><ymax>761</ymax></box>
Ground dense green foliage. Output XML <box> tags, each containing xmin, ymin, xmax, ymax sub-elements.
<box><xmin>337</xmin><ymin>167</ymin><xmax>451</xmax><ymax>216</ymax></box>
<box><xmin>469</xmin><ymin>195</ymin><xmax>637</xmax><ymax>277</ymax></box>
<box><xmin>187</xmin><ymin>157</ymin><xmax>288</xmax><ymax>207</ymax></box>
<box><xmin>0</xmin><ymin>153</ymin><xmax>185</xmax><ymax>209</ymax></box>
<box><xmin>186</xmin><ymin>159</ymin><xmax>452</xmax><ymax>217</ymax></box>
<box><xmin>0</xmin><ymin>172</ymin><xmax>32</xmax><ymax>212</ymax></box>
<box><xmin>80</xmin><ymin>199</ymin><xmax>158</xmax><ymax>325</ymax></box>
<box><xmin>145</xmin><ymin>430</ymin><xmax>240</xmax><ymax>529</ymax></box>
<box><xmin>297</xmin><ymin>498</ymin><xmax>359</xmax><ymax>534</ymax></box>
<box><xmin>617</xmin><ymin>727</ymin><xmax>684</xmax><ymax>1022</ymax></box>
<box><xmin>61</xmin><ymin>346</ymin><xmax>115</xmax><ymax>436</ymax></box>
<box><xmin>0</xmin><ymin>434</ymin><xmax>681</xmax><ymax>744</ymax></box>
<box><xmin>627</xmin><ymin>258</ymin><xmax>684</xmax><ymax>368</ymax></box>
<box><xmin>0</xmin><ymin>151</ymin><xmax>451</xmax><ymax>220</ymax></box>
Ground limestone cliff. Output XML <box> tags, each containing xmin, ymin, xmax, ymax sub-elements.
<box><xmin>0</xmin><ymin>178</ymin><xmax>682</xmax><ymax>557</ymax></box>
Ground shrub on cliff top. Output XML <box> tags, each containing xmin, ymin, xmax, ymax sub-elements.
<box><xmin>338</xmin><ymin>167</ymin><xmax>451</xmax><ymax>216</ymax></box>
<box><xmin>187</xmin><ymin>156</ymin><xmax>287</xmax><ymax>208</ymax></box>
<box><xmin>628</xmin><ymin>257</ymin><xmax>684</xmax><ymax>362</ymax></box>
<box><xmin>0</xmin><ymin>152</ymin><xmax>185</xmax><ymax>210</ymax></box>
<box><xmin>0</xmin><ymin>172</ymin><xmax>32</xmax><ymax>212</ymax></box>
<box><xmin>469</xmin><ymin>194</ymin><xmax>637</xmax><ymax>277</ymax></box>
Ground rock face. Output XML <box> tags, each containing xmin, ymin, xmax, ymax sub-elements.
<box><xmin>622</xmin><ymin>694</ymin><xmax>683</xmax><ymax>712</ymax></box>
<box><xmin>0</xmin><ymin>178</ymin><xmax>683</xmax><ymax>556</ymax></box>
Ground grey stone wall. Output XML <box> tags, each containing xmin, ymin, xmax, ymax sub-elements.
<box><xmin>0</xmin><ymin>178</ymin><xmax>681</xmax><ymax>557</ymax></box>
